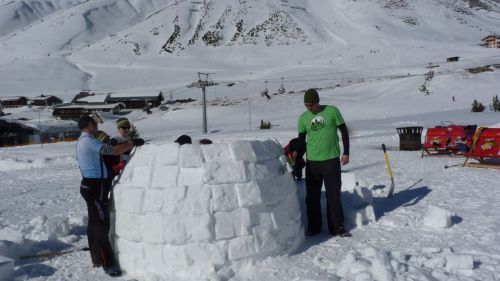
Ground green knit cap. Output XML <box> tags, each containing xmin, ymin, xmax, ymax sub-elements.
<box><xmin>304</xmin><ymin>89</ymin><xmax>320</xmax><ymax>104</ymax></box>
<box><xmin>116</xmin><ymin>118</ymin><xmax>130</xmax><ymax>129</ymax></box>
<box><xmin>95</xmin><ymin>130</ymin><xmax>110</xmax><ymax>143</ymax></box>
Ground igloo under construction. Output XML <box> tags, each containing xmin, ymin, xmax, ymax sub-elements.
<box><xmin>111</xmin><ymin>140</ymin><xmax>304</xmax><ymax>280</ymax></box>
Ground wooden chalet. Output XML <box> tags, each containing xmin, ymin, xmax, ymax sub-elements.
<box><xmin>0</xmin><ymin>96</ymin><xmax>29</xmax><ymax>108</ymax></box>
<box><xmin>481</xmin><ymin>35</ymin><xmax>500</xmax><ymax>48</ymax></box>
<box><xmin>0</xmin><ymin>119</ymin><xmax>37</xmax><ymax>147</ymax></box>
<box><xmin>52</xmin><ymin>103</ymin><xmax>126</xmax><ymax>121</ymax></box>
<box><xmin>106</xmin><ymin>92</ymin><xmax>164</xmax><ymax>109</ymax></box>
<box><xmin>446</xmin><ymin>56</ymin><xmax>460</xmax><ymax>62</ymax></box>
<box><xmin>30</xmin><ymin>95</ymin><xmax>63</xmax><ymax>106</ymax></box>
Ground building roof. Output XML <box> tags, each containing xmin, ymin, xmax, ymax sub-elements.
<box><xmin>75</xmin><ymin>93</ymin><xmax>109</xmax><ymax>103</ymax></box>
<box><xmin>482</xmin><ymin>35</ymin><xmax>500</xmax><ymax>40</ymax></box>
<box><xmin>31</xmin><ymin>95</ymin><xmax>62</xmax><ymax>101</ymax></box>
<box><xmin>53</xmin><ymin>102</ymin><xmax>125</xmax><ymax>110</ymax></box>
<box><xmin>0</xmin><ymin>96</ymin><xmax>28</xmax><ymax>102</ymax></box>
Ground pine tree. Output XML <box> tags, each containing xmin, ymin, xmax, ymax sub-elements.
<box><xmin>489</xmin><ymin>95</ymin><xmax>500</xmax><ymax>112</ymax></box>
<box><xmin>471</xmin><ymin>99</ymin><xmax>486</xmax><ymax>112</ymax></box>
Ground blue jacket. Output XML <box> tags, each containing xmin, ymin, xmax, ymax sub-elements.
<box><xmin>76</xmin><ymin>132</ymin><xmax>108</xmax><ymax>179</ymax></box>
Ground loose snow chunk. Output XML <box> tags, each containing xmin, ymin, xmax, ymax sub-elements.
<box><xmin>235</xmin><ymin>182</ymin><xmax>263</xmax><ymax>207</ymax></box>
<box><xmin>423</xmin><ymin>205</ymin><xmax>453</xmax><ymax>228</ymax></box>
<box><xmin>115</xmin><ymin>212</ymin><xmax>144</xmax><ymax>242</ymax></box>
<box><xmin>215</xmin><ymin>208</ymin><xmax>252</xmax><ymax>239</ymax></box>
<box><xmin>155</xmin><ymin>143</ymin><xmax>180</xmax><ymax>165</ymax></box>
<box><xmin>179</xmin><ymin>167</ymin><xmax>205</xmax><ymax>186</ymax></box>
<box><xmin>445</xmin><ymin>255</ymin><xmax>474</xmax><ymax>271</ymax></box>
<box><xmin>201</xmin><ymin>143</ymin><xmax>231</xmax><ymax>162</ymax></box>
<box><xmin>143</xmin><ymin>213</ymin><xmax>165</xmax><ymax>243</ymax></box>
<box><xmin>211</xmin><ymin>184</ymin><xmax>239</xmax><ymax>212</ymax></box>
<box><xmin>118</xmin><ymin>187</ymin><xmax>144</xmax><ymax>214</ymax></box>
<box><xmin>228</xmin><ymin>235</ymin><xmax>257</xmax><ymax>261</ymax></box>
<box><xmin>0</xmin><ymin>256</ymin><xmax>14</xmax><ymax>281</ymax></box>
<box><xmin>204</xmin><ymin>161</ymin><xmax>248</xmax><ymax>185</ymax></box>
<box><xmin>229</xmin><ymin>141</ymin><xmax>257</xmax><ymax>162</ymax></box>
<box><xmin>151</xmin><ymin>165</ymin><xmax>179</xmax><ymax>189</ymax></box>
<box><xmin>179</xmin><ymin>144</ymin><xmax>204</xmax><ymax>168</ymax></box>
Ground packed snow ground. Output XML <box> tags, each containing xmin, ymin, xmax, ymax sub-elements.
<box><xmin>1</xmin><ymin>67</ymin><xmax>500</xmax><ymax>280</ymax></box>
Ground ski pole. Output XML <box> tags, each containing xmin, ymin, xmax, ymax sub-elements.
<box><xmin>382</xmin><ymin>144</ymin><xmax>395</xmax><ymax>198</ymax></box>
<box><xmin>444</xmin><ymin>163</ymin><xmax>462</xmax><ymax>169</ymax></box>
<box><xmin>19</xmin><ymin>247</ymin><xmax>89</xmax><ymax>260</ymax></box>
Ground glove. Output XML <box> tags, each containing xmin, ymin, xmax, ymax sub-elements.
<box><xmin>132</xmin><ymin>138</ymin><xmax>145</xmax><ymax>146</ymax></box>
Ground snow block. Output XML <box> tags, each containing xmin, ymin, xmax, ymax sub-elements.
<box><xmin>116</xmin><ymin>239</ymin><xmax>145</xmax><ymax>260</ymax></box>
<box><xmin>341</xmin><ymin>172</ymin><xmax>357</xmax><ymax>191</ymax></box>
<box><xmin>229</xmin><ymin>141</ymin><xmax>257</xmax><ymax>162</ymax></box>
<box><xmin>118</xmin><ymin>187</ymin><xmax>144</xmax><ymax>214</ymax></box>
<box><xmin>201</xmin><ymin>143</ymin><xmax>231</xmax><ymax>163</ymax></box>
<box><xmin>150</xmin><ymin>165</ymin><xmax>179</xmax><ymax>189</ymax></box>
<box><xmin>204</xmin><ymin>161</ymin><xmax>248</xmax><ymax>185</ymax></box>
<box><xmin>257</xmin><ymin>173</ymin><xmax>295</xmax><ymax>205</ymax></box>
<box><xmin>235</xmin><ymin>182</ymin><xmax>262</xmax><ymax>207</ymax></box>
<box><xmin>115</xmin><ymin>212</ymin><xmax>144</xmax><ymax>242</ymax></box>
<box><xmin>246</xmin><ymin>159</ymin><xmax>283</xmax><ymax>181</ymax></box>
<box><xmin>445</xmin><ymin>255</ymin><xmax>474</xmax><ymax>271</ymax></box>
<box><xmin>142</xmin><ymin>189</ymin><xmax>164</xmax><ymax>213</ymax></box>
<box><xmin>211</xmin><ymin>184</ymin><xmax>239</xmax><ymax>212</ymax></box>
<box><xmin>144</xmin><ymin>243</ymin><xmax>164</xmax><ymax>268</ymax></box>
<box><xmin>163</xmin><ymin>214</ymin><xmax>188</xmax><ymax>245</ymax></box>
<box><xmin>423</xmin><ymin>205</ymin><xmax>452</xmax><ymax>228</ymax></box>
<box><xmin>178</xmin><ymin>167</ymin><xmax>204</xmax><ymax>186</ymax></box>
<box><xmin>143</xmin><ymin>213</ymin><xmax>165</xmax><ymax>244</ymax></box>
<box><xmin>163</xmin><ymin>245</ymin><xmax>192</xmax><ymax>267</ymax></box>
<box><xmin>130</xmin><ymin>165</ymin><xmax>152</xmax><ymax>188</ymax></box>
<box><xmin>0</xmin><ymin>256</ymin><xmax>14</xmax><ymax>281</ymax></box>
<box><xmin>132</xmin><ymin>145</ymin><xmax>156</xmax><ymax>166</ymax></box>
<box><xmin>162</xmin><ymin>186</ymin><xmax>187</xmax><ymax>215</ymax></box>
<box><xmin>183</xmin><ymin>186</ymin><xmax>211</xmax><ymax>215</ymax></box>
<box><xmin>228</xmin><ymin>235</ymin><xmax>257</xmax><ymax>261</ymax></box>
<box><xmin>215</xmin><ymin>208</ymin><xmax>252</xmax><ymax>239</ymax></box>
<box><xmin>185</xmin><ymin>242</ymin><xmax>226</xmax><ymax>266</ymax></box>
<box><xmin>155</xmin><ymin>143</ymin><xmax>180</xmax><ymax>165</ymax></box>
<box><xmin>179</xmin><ymin>144</ymin><xmax>204</xmax><ymax>168</ymax></box>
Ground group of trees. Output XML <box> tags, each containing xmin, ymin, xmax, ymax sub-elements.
<box><xmin>471</xmin><ymin>95</ymin><xmax>500</xmax><ymax>112</ymax></box>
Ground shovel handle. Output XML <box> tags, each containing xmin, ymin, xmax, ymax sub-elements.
<box><xmin>382</xmin><ymin>143</ymin><xmax>387</xmax><ymax>153</ymax></box>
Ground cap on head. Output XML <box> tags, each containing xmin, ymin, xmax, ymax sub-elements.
<box><xmin>175</xmin><ymin>135</ymin><xmax>192</xmax><ymax>145</ymax></box>
<box><xmin>116</xmin><ymin>118</ymin><xmax>131</xmax><ymax>129</ymax></box>
<box><xmin>304</xmin><ymin>88</ymin><xmax>320</xmax><ymax>104</ymax></box>
<box><xmin>95</xmin><ymin>130</ymin><xmax>110</xmax><ymax>143</ymax></box>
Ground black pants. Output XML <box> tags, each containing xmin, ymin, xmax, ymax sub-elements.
<box><xmin>80</xmin><ymin>178</ymin><xmax>115</xmax><ymax>269</ymax></box>
<box><xmin>305</xmin><ymin>158</ymin><xmax>344</xmax><ymax>234</ymax></box>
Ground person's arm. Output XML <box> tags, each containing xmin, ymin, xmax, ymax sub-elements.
<box><xmin>338</xmin><ymin>123</ymin><xmax>349</xmax><ymax>165</ymax></box>
<box><xmin>100</xmin><ymin>142</ymin><xmax>134</xmax><ymax>155</ymax></box>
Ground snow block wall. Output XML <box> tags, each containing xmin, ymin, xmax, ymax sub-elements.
<box><xmin>111</xmin><ymin>140</ymin><xmax>304</xmax><ymax>280</ymax></box>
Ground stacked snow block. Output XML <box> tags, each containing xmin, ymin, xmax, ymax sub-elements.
<box><xmin>341</xmin><ymin>172</ymin><xmax>376</xmax><ymax>228</ymax></box>
<box><xmin>111</xmin><ymin>140</ymin><xmax>304</xmax><ymax>280</ymax></box>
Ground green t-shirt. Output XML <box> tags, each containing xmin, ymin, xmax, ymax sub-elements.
<box><xmin>298</xmin><ymin>105</ymin><xmax>345</xmax><ymax>161</ymax></box>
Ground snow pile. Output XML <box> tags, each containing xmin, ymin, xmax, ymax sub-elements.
<box><xmin>341</xmin><ymin>173</ymin><xmax>376</xmax><ymax>228</ymax></box>
<box><xmin>112</xmin><ymin>140</ymin><xmax>304</xmax><ymax>280</ymax></box>
<box><xmin>423</xmin><ymin>205</ymin><xmax>453</xmax><ymax>228</ymax></box>
<box><xmin>0</xmin><ymin>156</ymin><xmax>77</xmax><ymax>172</ymax></box>
<box><xmin>337</xmin><ymin>247</ymin><xmax>395</xmax><ymax>281</ymax></box>
<box><xmin>0</xmin><ymin>256</ymin><xmax>14</xmax><ymax>281</ymax></box>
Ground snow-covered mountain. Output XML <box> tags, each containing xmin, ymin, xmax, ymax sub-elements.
<box><xmin>1</xmin><ymin>0</ymin><xmax>500</xmax><ymax>97</ymax></box>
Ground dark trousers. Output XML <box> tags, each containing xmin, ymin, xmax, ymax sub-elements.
<box><xmin>80</xmin><ymin>178</ymin><xmax>115</xmax><ymax>269</ymax></box>
<box><xmin>305</xmin><ymin>158</ymin><xmax>344</xmax><ymax>234</ymax></box>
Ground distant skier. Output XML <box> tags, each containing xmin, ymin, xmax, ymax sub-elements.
<box><xmin>297</xmin><ymin>89</ymin><xmax>351</xmax><ymax>237</ymax></box>
<box><xmin>76</xmin><ymin>116</ymin><xmax>141</xmax><ymax>277</ymax></box>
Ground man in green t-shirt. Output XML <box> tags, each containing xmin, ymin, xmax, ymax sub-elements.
<box><xmin>296</xmin><ymin>88</ymin><xmax>351</xmax><ymax>237</ymax></box>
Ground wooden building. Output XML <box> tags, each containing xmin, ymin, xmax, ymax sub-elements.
<box><xmin>446</xmin><ymin>56</ymin><xmax>460</xmax><ymax>62</ymax></box>
<box><xmin>52</xmin><ymin>103</ymin><xmax>126</xmax><ymax>121</ymax></box>
<box><xmin>30</xmin><ymin>95</ymin><xmax>63</xmax><ymax>106</ymax></box>
<box><xmin>0</xmin><ymin>119</ymin><xmax>37</xmax><ymax>147</ymax></box>
<box><xmin>106</xmin><ymin>92</ymin><xmax>164</xmax><ymax>109</ymax></box>
<box><xmin>0</xmin><ymin>96</ymin><xmax>29</xmax><ymax>108</ymax></box>
<box><xmin>481</xmin><ymin>35</ymin><xmax>500</xmax><ymax>48</ymax></box>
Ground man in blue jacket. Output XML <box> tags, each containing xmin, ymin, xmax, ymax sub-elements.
<box><xmin>76</xmin><ymin>116</ymin><xmax>142</xmax><ymax>277</ymax></box>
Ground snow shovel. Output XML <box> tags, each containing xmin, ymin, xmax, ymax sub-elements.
<box><xmin>382</xmin><ymin>144</ymin><xmax>395</xmax><ymax>198</ymax></box>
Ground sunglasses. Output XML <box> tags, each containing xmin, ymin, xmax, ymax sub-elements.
<box><xmin>120</xmin><ymin>127</ymin><xmax>131</xmax><ymax>130</ymax></box>
<box><xmin>304</xmin><ymin>103</ymin><xmax>316</xmax><ymax>107</ymax></box>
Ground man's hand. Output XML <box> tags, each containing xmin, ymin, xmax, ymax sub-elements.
<box><xmin>341</xmin><ymin>154</ymin><xmax>349</xmax><ymax>165</ymax></box>
<box><xmin>292</xmin><ymin>151</ymin><xmax>298</xmax><ymax>160</ymax></box>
